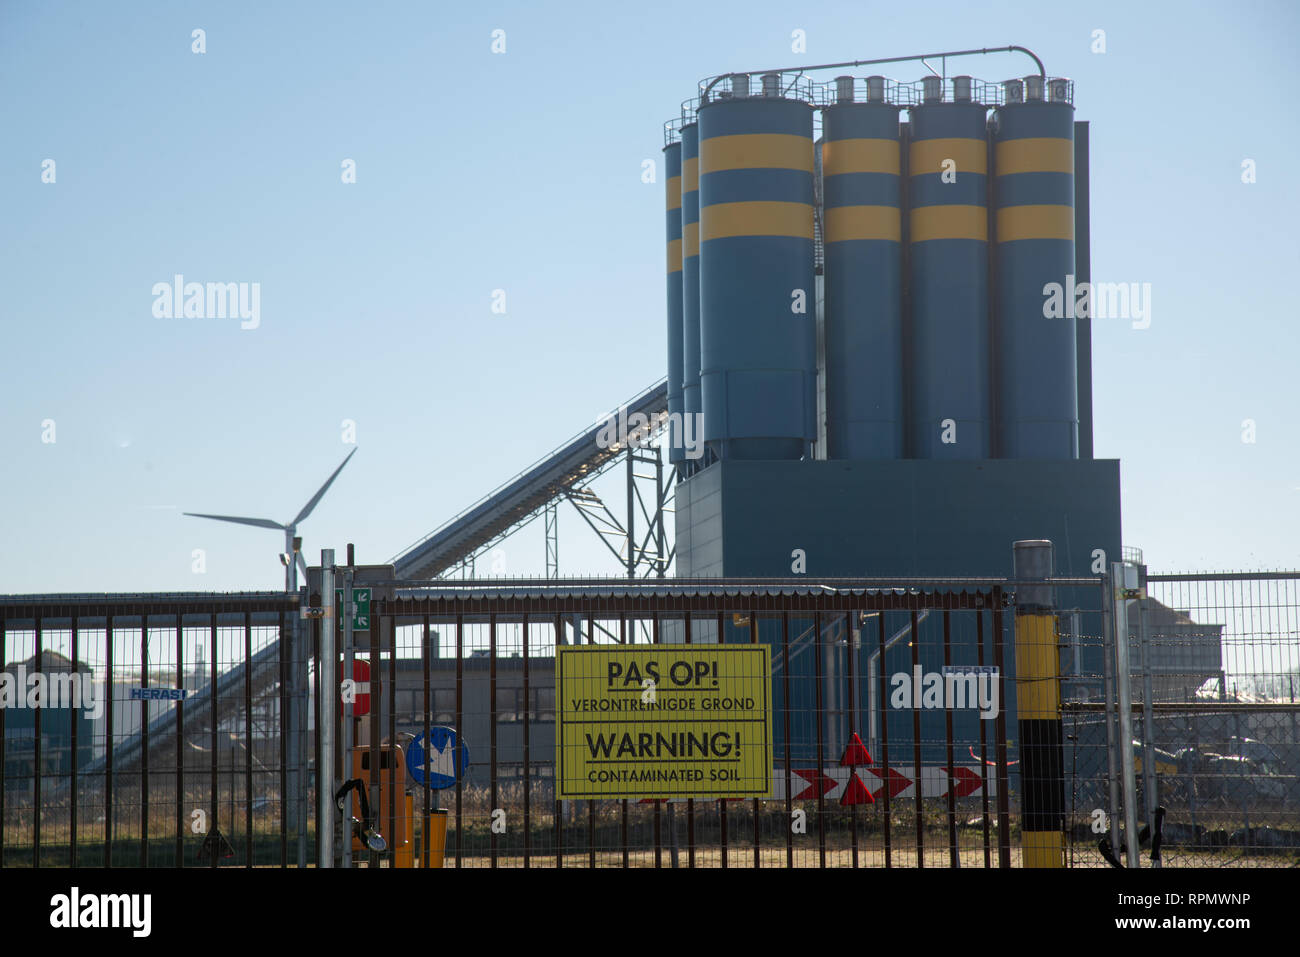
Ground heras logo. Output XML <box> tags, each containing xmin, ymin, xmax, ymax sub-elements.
<box><xmin>889</xmin><ymin>665</ymin><xmax>999</xmax><ymax>719</ymax></box>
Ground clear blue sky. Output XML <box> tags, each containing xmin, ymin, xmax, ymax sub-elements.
<box><xmin>2</xmin><ymin>0</ymin><xmax>1297</xmax><ymax>593</ymax></box>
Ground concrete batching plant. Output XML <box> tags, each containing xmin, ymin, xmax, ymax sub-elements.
<box><xmin>663</xmin><ymin>55</ymin><xmax>1120</xmax><ymax>583</ymax></box>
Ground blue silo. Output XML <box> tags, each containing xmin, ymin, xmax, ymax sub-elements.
<box><xmin>680</xmin><ymin>120</ymin><xmax>702</xmax><ymax>473</ymax></box>
<box><xmin>907</xmin><ymin>78</ymin><xmax>991</xmax><ymax>458</ymax></box>
<box><xmin>993</xmin><ymin>78</ymin><xmax>1078</xmax><ymax>458</ymax></box>
<box><xmin>821</xmin><ymin>76</ymin><xmax>904</xmax><ymax>459</ymax></box>
<box><xmin>664</xmin><ymin>134</ymin><xmax>685</xmax><ymax>465</ymax></box>
<box><xmin>698</xmin><ymin>77</ymin><xmax>817</xmax><ymax>461</ymax></box>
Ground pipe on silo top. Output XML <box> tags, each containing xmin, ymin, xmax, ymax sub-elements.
<box><xmin>922</xmin><ymin>75</ymin><xmax>942</xmax><ymax>102</ymax></box>
<box><xmin>731</xmin><ymin>74</ymin><xmax>750</xmax><ymax>98</ymax></box>
<box><xmin>1003</xmin><ymin>78</ymin><xmax>1024</xmax><ymax>104</ymax></box>
<box><xmin>1048</xmin><ymin>78</ymin><xmax>1070</xmax><ymax>103</ymax></box>
<box><xmin>952</xmin><ymin>75</ymin><xmax>972</xmax><ymax>102</ymax></box>
<box><xmin>835</xmin><ymin>75</ymin><xmax>855</xmax><ymax>104</ymax></box>
<box><xmin>866</xmin><ymin>75</ymin><xmax>886</xmax><ymax>103</ymax></box>
<box><xmin>1024</xmin><ymin>75</ymin><xmax>1045</xmax><ymax>101</ymax></box>
<box><xmin>762</xmin><ymin>72</ymin><xmax>781</xmax><ymax>97</ymax></box>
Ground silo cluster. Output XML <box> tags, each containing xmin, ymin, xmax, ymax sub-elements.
<box><xmin>662</xmin><ymin>71</ymin><xmax>1079</xmax><ymax>465</ymax></box>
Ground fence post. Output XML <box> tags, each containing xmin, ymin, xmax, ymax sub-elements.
<box><xmin>341</xmin><ymin>551</ymin><xmax>354</xmax><ymax>870</ymax></box>
<box><xmin>319</xmin><ymin>551</ymin><xmax>336</xmax><ymax>868</ymax></box>
<box><xmin>1013</xmin><ymin>540</ymin><xmax>1064</xmax><ymax>867</ymax></box>
<box><xmin>1136</xmin><ymin>583</ymin><xmax>1160</xmax><ymax>867</ymax></box>
<box><xmin>294</xmin><ymin>602</ymin><xmax>309</xmax><ymax>868</ymax></box>
<box><xmin>1099</xmin><ymin>571</ymin><xmax>1122</xmax><ymax>860</ymax></box>
<box><xmin>1110</xmin><ymin>560</ymin><xmax>1141</xmax><ymax>868</ymax></box>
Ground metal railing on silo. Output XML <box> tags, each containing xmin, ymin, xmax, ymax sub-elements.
<box><xmin>811</xmin><ymin>75</ymin><xmax>918</xmax><ymax>107</ymax></box>
<box><xmin>696</xmin><ymin>71</ymin><xmax>819</xmax><ymax>105</ymax></box>
<box><xmin>663</xmin><ymin>97</ymin><xmax>700</xmax><ymax>147</ymax></box>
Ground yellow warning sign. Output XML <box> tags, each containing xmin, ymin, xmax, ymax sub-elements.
<box><xmin>556</xmin><ymin>645</ymin><xmax>772</xmax><ymax>799</ymax></box>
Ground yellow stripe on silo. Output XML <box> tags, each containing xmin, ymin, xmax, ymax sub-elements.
<box><xmin>1014</xmin><ymin>615</ymin><xmax>1060</xmax><ymax>719</ymax></box>
<box><xmin>997</xmin><ymin>205</ymin><xmax>1074</xmax><ymax>241</ymax></box>
<box><xmin>666</xmin><ymin>175</ymin><xmax>681</xmax><ymax>211</ymax></box>
<box><xmin>909</xmin><ymin>205</ymin><xmax>987</xmax><ymax>242</ymax></box>
<box><xmin>683</xmin><ymin>222</ymin><xmax>699</xmax><ymax>258</ymax></box>
<box><xmin>666</xmin><ymin>239</ymin><xmax>682</xmax><ymax>273</ymax></box>
<box><xmin>683</xmin><ymin>157</ymin><xmax>699</xmax><ymax>194</ymax></box>
<box><xmin>824</xmin><ymin>205</ymin><xmax>901</xmax><ymax>242</ymax></box>
<box><xmin>701</xmin><ymin>201</ymin><xmax>814</xmax><ymax>241</ymax></box>
<box><xmin>995</xmin><ymin>138</ymin><xmax>1074</xmax><ymax>176</ymax></box>
<box><xmin>822</xmin><ymin>138</ymin><xmax>899</xmax><ymax>177</ymax></box>
<box><xmin>909</xmin><ymin>138</ymin><xmax>987</xmax><ymax>177</ymax></box>
<box><xmin>699</xmin><ymin>134</ymin><xmax>813</xmax><ymax>174</ymax></box>
<box><xmin>1022</xmin><ymin>830</ymin><xmax>1063</xmax><ymax>868</ymax></box>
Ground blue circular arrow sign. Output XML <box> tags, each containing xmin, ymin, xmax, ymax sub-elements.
<box><xmin>406</xmin><ymin>727</ymin><xmax>469</xmax><ymax>789</ymax></box>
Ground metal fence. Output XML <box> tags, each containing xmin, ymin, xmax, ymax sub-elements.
<box><xmin>0</xmin><ymin>594</ymin><xmax>305</xmax><ymax>868</ymax></box>
<box><xmin>1118</xmin><ymin>571</ymin><xmax>1300</xmax><ymax>866</ymax></box>
<box><xmin>340</xmin><ymin>577</ymin><xmax>1106</xmax><ymax>868</ymax></box>
<box><xmin>4</xmin><ymin>569</ymin><xmax>1298</xmax><ymax>869</ymax></box>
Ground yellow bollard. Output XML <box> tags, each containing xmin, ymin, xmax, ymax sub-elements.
<box><xmin>393</xmin><ymin>793</ymin><xmax>415</xmax><ymax>869</ymax></box>
<box><xmin>421</xmin><ymin>808</ymin><xmax>449</xmax><ymax>868</ymax></box>
<box><xmin>1013</xmin><ymin>541</ymin><xmax>1065</xmax><ymax>868</ymax></box>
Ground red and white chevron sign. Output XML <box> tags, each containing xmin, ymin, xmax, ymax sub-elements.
<box><xmin>774</xmin><ymin>765</ymin><xmax>996</xmax><ymax>802</ymax></box>
<box><xmin>636</xmin><ymin>766</ymin><xmax>993</xmax><ymax>804</ymax></box>
<box><xmin>637</xmin><ymin>733</ymin><xmax>996</xmax><ymax>803</ymax></box>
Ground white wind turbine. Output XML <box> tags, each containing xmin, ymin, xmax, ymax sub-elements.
<box><xmin>184</xmin><ymin>448</ymin><xmax>357</xmax><ymax>592</ymax></box>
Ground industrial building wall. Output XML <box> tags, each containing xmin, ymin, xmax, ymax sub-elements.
<box><xmin>675</xmin><ymin>457</ymin><xmax>1122</xmax><ymax>580</ymax></box>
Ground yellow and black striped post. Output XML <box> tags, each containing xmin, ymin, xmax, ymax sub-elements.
<box><xmin>1013</xmin><ymin>540</ymin><xmax>1065</xmax><ymax>867</ymax></box>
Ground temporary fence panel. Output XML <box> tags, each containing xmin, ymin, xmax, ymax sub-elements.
<box><xmin>0</xmin><ymin>595</ymin><xmax>302</xmax><ymax>869</ymax></box>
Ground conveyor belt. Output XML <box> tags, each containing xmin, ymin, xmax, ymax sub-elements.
<box><xmin>391</xmin><ymin>379</ymin><xmax>669</xmax><ymax>580</ymax></box>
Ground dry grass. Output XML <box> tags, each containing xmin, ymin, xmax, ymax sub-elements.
<box><xmin>7</xmin><ymin>779</ymin><xmax>1298</xmax><ymax>868</ymax></box>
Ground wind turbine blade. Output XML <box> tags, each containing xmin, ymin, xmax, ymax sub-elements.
<box><xmin>292</xmin><ymin>447</ymin><xmax>357</xmax><ymax>526</ymax></box>
<box><xmin>183</xmin><ymin>512</ymin><xmax>285</xmax><ymax>531</ymax></box>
